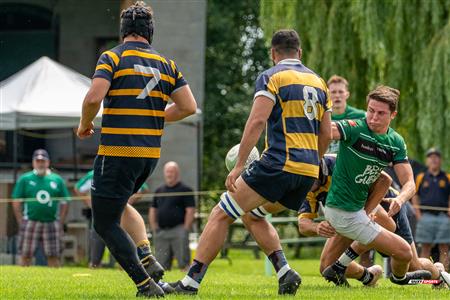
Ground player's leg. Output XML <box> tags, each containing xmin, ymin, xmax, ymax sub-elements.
<box><xmin>241</xmin><ymin>202</ymin><xmax>286</xmax><ymax>256</ymax></box>
<box><xmin>121</xmin><ymin>204</ymin><xmax>164</xmax><ymax>282</ymax></box>
<box><xmin>408</xmin><ymin>242</ymin><xmax>440</xmax><ymax>279</ymax></box>
<box><xmin>172</xmin><ymin>177</ymin><xmax>266</xmax><ymax>294</ymax></box>
<box><xmin>438</xmin><ymin>244</ymin><xmax>449</xmax><ymax>271</ymax></box>
<box><xmin>43</xmin><ymin>221</ymin><xmax>60</xmax><ymax>267</ymax></box>
<box><xmin>89</xmin><ymin>228</ymin><xmax>106</xmax><ymax>268</ymax></box>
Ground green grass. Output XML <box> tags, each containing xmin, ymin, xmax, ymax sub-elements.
<box><xmin>1</xmin><ymin>251</ymin><xmax>448</xmax><ymax>299</ymax></box>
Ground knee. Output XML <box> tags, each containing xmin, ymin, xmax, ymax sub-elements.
<box><xmin>393</xmin><ymin>245</ymin><xmax>413</xmax><ymax>262</ymax></box>
<box><xmin>209</xmin><ymin>205</ymin><xmax>235</xmax><ymax>224</ymax></box>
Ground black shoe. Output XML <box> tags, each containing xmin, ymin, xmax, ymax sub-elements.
<box><xmin>389</xmin><ymin>270</ymin><xmax>433</xmax><ymax>285</ymax></box>
<box><xmin>145</xmin><ymin>256</ymin><xmax>165</xmax><ymax>283</ymax></box>
<box><xmin>168</xmin><ymin>281</ymin><xmax>198</xmax><ymax>295</ymax></box>
<box><xmin>136</xmin><ymin>279</ymin><xmax>165</xmax><ymax>298</ymax></box>
<box><xmin>157</xmin><ymin>281</ymin><xmax>175</xmax><ymax>294</ymax></box>
<box><xmin>278</xmin><ymin>269</ymin><xmax>302</xmax><ymax>295</ymax></box>
<box><xmin>322</xmin><ymin>266</ymin><xmax>350</xmax><ymax>287</ymax></box>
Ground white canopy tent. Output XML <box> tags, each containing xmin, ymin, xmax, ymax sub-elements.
<box><xmin>0</xmin><ymin>56</ymin><xmax>101</xmax><ymax>130</ymax></box>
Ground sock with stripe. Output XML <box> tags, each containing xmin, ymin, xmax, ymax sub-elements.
<box><xmin>181</xmin><ymin>259</ymin><xmax>208</xmax><ymax>289</ymax></box>
<box><xmin>358</xmin><ymin>267</ymin><xmax>374</xmax><ymax>285</ymax></box>
<box><xmin>136</xmin><ymin>240</ymin><xmax>157</xmax><ymax>268</ymax></box>
<box><xmin>268</xmin><ymin>250</ymin><xmax>291</xmax><ymax>279</ymax></box>
<box><xmin>332</xmin><ymin>246</ymin><xmax>359</xmax><ymax>273</ymax></box>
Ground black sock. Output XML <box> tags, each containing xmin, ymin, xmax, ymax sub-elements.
<box><xmin>332</xmin><ymin>246</ymin><xmax>359</xmax><ymax>273</ymax></box>
<box><xmin>358</xmin><ymin>267</ymin><xmax>374</xmax><ymax>285</ymax></box>
<box><xmin>186</xmin><ymin>259</ymin><xmax>208</xmax><ymax>285</ymax></box>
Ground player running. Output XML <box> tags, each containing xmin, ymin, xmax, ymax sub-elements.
<box><xmin>77</xmin><ymin>2</ymin><xmax>197</xmax><ymax>297</ymax></box>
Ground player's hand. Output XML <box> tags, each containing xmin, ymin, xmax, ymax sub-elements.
<box><xmin>315</xmin><ymin>221</ymin><xmax>336</xmax><ymax>238</ymax></box>
<box><xmin>386</xmin><ymin>198</ymin><xmax>402</xmax><ymax>217</ymax></box>
<box><xmin>225</xmin><ymin>166</ymin><xmax>243</xmax><ymax>192</ymax></box>
<box><xmin>77</xmin><ymin>121</ymin><xmax>94</xmax><ymax>139</ymax></box>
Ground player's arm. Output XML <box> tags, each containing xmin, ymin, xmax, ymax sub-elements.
<box><xmin>59</xmin><ymin>203</ymin><xmax>69</xmax><ymax>225</ymax></box>
<box><xmin>372</xmin><ymin>205</ymin><xmax>396</xmax><ymax>232</ymax></box>
<box><xmin>318</xmin><ymin>111</ymin><xmax>332</xmax><ymax>158</ymax></box>
<box><xmin>364</xmin><ymin>171</ymin><xmax>392</xmax><ymax>214</ymax></box>
<box><xmin>165</xmin><ymin>85</ymin><xmax>197</xmax><ymax>122</ymax></box>
<box><xmin>78</xmin><ymin>78</ymin><xmax>110</xmax><ymax>139</ymax></box>
<box><xmin>388</xmin><ymin>162</ymin><xmax>415</xmax><ymax>217</ymax></box>
<box><xmin>12</xmin><ymin>201</ymin><xmax>23</xmax><ymax>224</ymax></box>
<box><xmin>11</xmin><ymin>179</ymin><xmax>24</xmax><ymax>223</ymax></box>
<box><xmin>225</xmin><ymin>96</ymin><xmax>273</xmax><ymax>192</ymax></box>
<box><xmin>298</xmin><ymin>217</ymin><xmax>336</xmax><ymax>238</ymax></box>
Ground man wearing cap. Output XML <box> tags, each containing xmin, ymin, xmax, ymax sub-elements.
<box><xmin>11</xmin><ymin>149</ymin><xmax>71</xmax><ymax>267</ymax></box>
<box><xmin>413</xmin><ymin>148</ymin><xmax>450</xmax><ymax>270</ymax></box>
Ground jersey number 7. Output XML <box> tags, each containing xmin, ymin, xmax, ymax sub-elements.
<box><xmin>134</xmin><ymin>64</ymin><xmax>161</xmax><ymax>99</ymax></box>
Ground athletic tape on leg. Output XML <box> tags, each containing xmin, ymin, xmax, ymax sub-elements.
<box><xmin>219</xmin><ymin>192</ymin><xmax>245</xmax><ymax>220</ymax></box>
<box><xmin>250</xmin><ymin>206</ymin><xmax>269</xmax><ymax>218</ymax></box>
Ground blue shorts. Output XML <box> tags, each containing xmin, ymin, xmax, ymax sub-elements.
<box><xmin>379</xmin><ymin>202</ymin><xmax>414</xmax><ymax>246</ymax></box>
<box><xmin>91</xmin><ymin>155</ymin><xmax>157</xmax><ymax>199</ymax></box>
<box><xmin>415</xmin><ymin>212</ymin><xmax>450</xmax><ymax>244</ymax></box>
<box><xmin>241</xmin><ymin>160</ymin><xmax>315</xmax><ymax>211</ymax></box>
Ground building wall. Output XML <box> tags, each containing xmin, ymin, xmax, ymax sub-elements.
<box><xmin>3</xmin><ymin>0</ymin><xmax>206</xmax><ymax>222</ymax></box>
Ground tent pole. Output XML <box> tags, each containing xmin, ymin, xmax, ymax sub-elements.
<box><xmin>72</xmin><ymin>130</ymin><xmax>78</xmax><ymax>180</ymax></box>
<box><xmin>13</xmin><ymin>130</ymin><xmax>18</xmax><ymax>183</ymax></box>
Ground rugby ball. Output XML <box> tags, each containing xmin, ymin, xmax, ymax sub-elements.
<box><xmin>225</xmin><ymin>144</ymin><xmax>260</xmax><ymax>171</ymax></box>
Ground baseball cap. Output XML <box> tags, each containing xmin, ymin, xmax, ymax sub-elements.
<box><xmin>32</xmin><ymin>149</ymin><xmax>50</xmax><ymax>161</ymax></box>
<box><xmin>426</xmin><ymin>147</ymin><xmax>441</xmax><ymax>157</ymax></box>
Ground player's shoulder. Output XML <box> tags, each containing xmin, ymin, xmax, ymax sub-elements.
<box><xmin>346</xmin><ymin>105</ymin><xmax>366</xmax><ymax>118</ymax></box>
<box><xmin>48</xmin><ymin>172</ymin><xmax>65</xmax><ymax>182</ymax></box>
<box><xmin>387</xmin><ymin>127</ymin><xmax>406</xmax><ymax>145</ymax></box>
<box><xmin>17</xmin><ymin>171</ymin><xmax>34</xmax><ymax>181</ymax></box>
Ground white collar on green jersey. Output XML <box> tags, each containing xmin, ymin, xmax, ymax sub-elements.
<box><xmin>278</xmin><ymin>58</ymin><xmax>301</xmax><ymax>65</ymax></box>
<box><xmin>33</xmin><ymin>169</ymin><xmax>51</xmax><ymax>176</ymax></box>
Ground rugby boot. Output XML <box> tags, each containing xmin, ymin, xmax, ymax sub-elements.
<box><xmin>278</xmin><ymin>269</ymin><xmax>302</xmax><ymax>295</ymax></box>
<box><xmin>322</xmin><ymin>265</ymin><xmax>350</xmax><ymax>287</ymax></box>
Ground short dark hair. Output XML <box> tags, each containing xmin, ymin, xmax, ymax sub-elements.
<box><xmin>271</xmin><ymin>29</ymin><xmax>300</xmax><ymax>55</ymax></box>
<box><xmin>120</xmin><ymin>1</ymin><xmax>154</xmax><ymax>43</ymax></box>
<box><xmin>366</xmin><ymin>85</ymin><xmax>400</xmax><ymax>112</ymax></box>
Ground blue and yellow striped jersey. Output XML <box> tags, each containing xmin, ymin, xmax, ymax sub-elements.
<box><xmin>93</xmin><ymin>41</ymin><xmax>187</xmax><ymax>158</ymax></box>
<box><xmin>254</xmin><ymin>59</ymin><xmax>331</xmax><ymax>178</ymax></box>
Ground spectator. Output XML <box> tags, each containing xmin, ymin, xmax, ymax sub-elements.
<box><xmin>11</xmin><ymin>149</ymin><xmax>70</xmax><ymax>267</ymax></box>
<box><xmin>74</xmin><ymin>170</ymin><xmax>149</xmax><ymax>268</ymax></box>
<box><xmin>149</xmin><ymin>161</ymin><xmax>195</xmax><ymax>270</ymax></box>
<box><xmin>413</xmin><ymin>148</ymin><xmax>450</xmax><ymax>270</ymax></box>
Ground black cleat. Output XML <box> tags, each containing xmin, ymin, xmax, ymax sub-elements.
<box><xmin>157</xmin><ymin>281</ymin><xmax>175</xmax><ymax>294</ymax></box>
<box><xmin>145</xmin><ymin>256</ymin><xmax>165</xmax><ymax>283</ymax></box>
<box><xmin>136</xmin><ymin>279</ymin><xmax>165</xmax><ymax>298</ymax></box>
<box><xmin>278</xmin><ymin>269</ymin><xmax>302</xmax><ymax>295</ymax></box>
<box><xmin>322</xmin><ymin>266</ymin><xmax>350</xmax><ymax>287</ymax></box>
<box><xmin>389</xmin><ymin>270</ymin><xmax>433</xmax><ymax>285</ymax></box>
<box><xmin>168</xmin><ymin>281</ymin><xmax>198</xmax><ymax>295</ymax></box>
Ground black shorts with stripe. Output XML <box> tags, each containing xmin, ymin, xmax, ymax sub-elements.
<box><xmin>241</xmin><ymin>160</ymin><xmax>315</xmax><ymax>211</ymax></box>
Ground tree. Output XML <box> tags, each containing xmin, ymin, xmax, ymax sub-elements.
<box><xmin>203</xmin><ymin>0</ymin><xmax>270</xmax><ymax>190</ymax></box>
<box><xmin>260</xmin><ymin>0</ymin><xmax>450</xmax><ymax>168</ymax></box>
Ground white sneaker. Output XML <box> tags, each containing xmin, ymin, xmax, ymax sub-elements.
<box><xmin>440</xmin><ymin>271</ymin><xmax>450</xmax><ymax>289</ymax></box>
<box><xmin>365</xmin><ymin>265</ymin><xmax>383</xmax><ymax>287</ymax></box>
<box><xmin>432</xmin><ymin>262</ymin><xmax>449</xmax><ymax>289</ymax></box>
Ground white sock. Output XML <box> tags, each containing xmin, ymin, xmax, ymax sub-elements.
<box><xmin>181</xmin><ymin>275</ymin><xmax>199</xmax><ymax>289</ymax></box>
<box><xmin>277</xmin><ymin>264</ymin><xmax>291</xmax><ymax>280</ymax></box>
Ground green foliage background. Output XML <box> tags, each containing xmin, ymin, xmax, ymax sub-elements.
<box><xmin>203</xmin><ymin>0</ymin><xmax>450</xmax><ymax>190</ymax></box>
<box><xmin>260</xmin><ymin>0</ymin><xmax>450</xmax><ymax>168</ymax></box>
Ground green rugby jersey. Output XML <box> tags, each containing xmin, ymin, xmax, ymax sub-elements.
<box><xmin>75</xmin><ymin>170</ymin><xmax>148</xmax><ymax>194</ymax></box>
<box><xmin>327</xmin><ymin>105</ymin><xmax>366</xmax><ymax>154</ymax></box>
<box><xmin>326</xmin><ymin>118</ymin><xmax>408</xmax><ymax>211</ymax></box>
<box><xmin>12</xmin><ymin>170</ymin><xmax>71</xmax><ymax>222</ymax></box>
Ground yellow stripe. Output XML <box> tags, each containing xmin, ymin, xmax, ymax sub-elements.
<box><xmin>122</xmin><ymin>50</ymin><xmax>168</xmax><ymax>64</ymax></box>
<box><xmin>101</xmin><ymin>127</ymin><xmax>163</xmax><ymax>135</ymax></box>
<box><xmin>282</xmin><ymin>100</ymin><xmax>325</xmax><ymax>120</ymax></box>
<box><xmin>98</xmin><ymin>145</ymin><xmax>161</xmax><ymax>158</ymax></box>
<box><xmin>96</xmin><ymin>64</ymin><xmax>112</xmax><ymax>72</ymax></box>
<box><xmin>283</xmin><ymin>161</ymin><xmax>319</xmax><ymax>178</ymax></box>
<box><xmin>113</xmin><ymin>69</ymin><xmax>176</xmax><ymax>85</ymax></box>
<box><xmin>136</xmin><ymin>240</ymin><xmax>150</xmax><ymax>247</ymax></box>
<box><xmin>415</xmin><ymin>173</ymin><xmax>424</xmax><ymax>192</ymax></box>
<box><xmin>136</xmin><ymin>277</ymin><xmax>150</xmax><ymax>287</ymax></box>
<box><xmin>170</xmin><ymin>60</ymin><xmax>176</xmax><ymax>73</ymax></box>
<box><xmin>108</xmin><ymin>89</ymin><xmax>169</xmax><ymax>101</ymax></box>
<box><xmin>273</xmin><ymin>70</ymin><xmax>327</xmax><ymax>91</ymax></box>
<box><xmin>104</xmin><ymin>51</ymin><xmax>120</xmax><ymax>66</ymax></box>
<box><xmin>103</xmin><ymin>108</ymin><xmax>165</xmax><ymax>117</ymax></box>
<box><xmin>285</xmin><ymin>133</ymin><xmax>318</xmax><ymax>150</ymax></box>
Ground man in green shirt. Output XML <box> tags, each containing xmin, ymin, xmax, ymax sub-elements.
<box><xmin>12</xmin><ymin>149</ymin><xmax>70</xmax><ymax>267</ymax></box>
<box><xmin>322</xmin><ymin>86</ymin><xmax>431</xmax><ymax>285</ymax></box>
<box><xmin>327</xmin><ymin>75</ymin><xmax>366</xmax><ymax>154</ymax></box>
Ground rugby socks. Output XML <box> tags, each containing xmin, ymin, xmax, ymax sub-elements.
<box><xmin>332</xmin><ymin>246</ymin><xmax>359</xmax><ymax>273</ymax></box>
<box><xmin>390</xmin><ymin>273</ymin><xmax>406</xmax><ymax>282</ymax></box>
<box><xmin>358</xmin><ymin>267</ymin><xmax>374</xmax><ymax>285</ymax></box>
<box><xmin>181</xmin><ymin>259</ymin><xmax>208</xmax><ymax>289</ymax></box>
<box><xmin>136</xmin><ymin>240</ymin><xmax>156</xmax><ymax>268</ymax></box>
<box><xmin>268</xmin><ymin>250</ymin><xmax>292</xmax><ymax>280</ymax></box>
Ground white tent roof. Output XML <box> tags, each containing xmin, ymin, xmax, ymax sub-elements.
<box><xmin>0</xmin><ymin>56</ymin><xmax>101</xmax><ymax>130</ymax></box>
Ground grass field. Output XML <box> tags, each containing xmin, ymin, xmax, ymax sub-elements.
<box><xmin>1</xmin><ymin>251</ymin><xmax>448</xmax><ymax>299</ymax></box>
